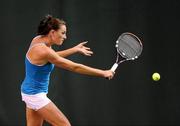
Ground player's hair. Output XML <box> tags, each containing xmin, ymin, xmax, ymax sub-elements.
<box><xmin>37</xmin><ymin>14</ymin><xmax>66</xmax><ymax>35</ymax></box>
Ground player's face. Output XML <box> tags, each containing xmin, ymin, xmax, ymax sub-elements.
<box><xmin>53</xmin><ymin>25</ymin><xmax>67</xmax><ymax>45</ymax></box>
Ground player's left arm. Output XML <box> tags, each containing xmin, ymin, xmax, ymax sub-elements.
<box><xmin>56</xmin><ymin>41</ymin><xmax>93</xmax><ymax>57</ymax></box>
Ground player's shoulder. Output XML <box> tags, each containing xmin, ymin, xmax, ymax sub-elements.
<box><xmin>29</xmin><ymin>42</ymin><xmax>52</xmax><ymax>56</ymax></box>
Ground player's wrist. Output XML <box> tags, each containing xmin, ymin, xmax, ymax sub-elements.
<box><xmin>72</xmin><ymin>46</ymin><xmax>79</xmax><ymax>53</ymax></box>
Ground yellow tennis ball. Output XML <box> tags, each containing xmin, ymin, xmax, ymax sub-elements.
<box><xmin>152</xmin><ymin>72</ymin><xmax>160</xmax><ymax>81</ymax></box>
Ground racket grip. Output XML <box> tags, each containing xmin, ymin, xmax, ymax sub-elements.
<box><xmin>110</xmin><ymin>63</ymin><xmax>118</xmax><ymax>72</ymax></box>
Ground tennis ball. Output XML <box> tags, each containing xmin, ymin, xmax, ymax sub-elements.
<box><xmin>152</xmin><ymin>72</ymin><xmax>160</xmax><ymax>81</ymax></box>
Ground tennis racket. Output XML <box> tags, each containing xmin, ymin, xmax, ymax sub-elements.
<box><xmin>110</xmin><ymin>32</ymin><xmax>143</xmax><ymax>72</ymax></box>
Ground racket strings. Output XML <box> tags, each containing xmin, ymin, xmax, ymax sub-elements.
<box><xmin>118</xmin><ymin>37</ymin><xmax>141</xmax><ymax>58</ymax></box>
<box><xmin>124</xmin><ymin>36</ymin><xmax>141</xmax><ymax>51</ymax></box>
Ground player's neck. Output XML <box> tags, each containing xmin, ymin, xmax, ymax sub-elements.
<box><xmin>33</xmin><ymin>35</ymin><xmax>52</xmax><ymax>47</ymax></box>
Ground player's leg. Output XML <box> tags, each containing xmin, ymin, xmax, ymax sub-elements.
<box><xmin>26</xmin><ymin>107</ymin><xmax>43</xmax><ymax>126</ymax></box>
<box><xmin>37</xmin><ymin>102</ymin><xmax>71</xmax><ymax>126</ymax></box>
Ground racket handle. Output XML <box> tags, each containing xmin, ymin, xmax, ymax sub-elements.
<box><xmin>110</xmin><ymin>63</ymin><xmax>118</xmax><ymax>72</ymax></box>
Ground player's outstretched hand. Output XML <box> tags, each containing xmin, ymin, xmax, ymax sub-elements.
<box><xmin>74</xmin><ymin>41</ymin><xmax>93</xmax><ymax>56</ymax></box>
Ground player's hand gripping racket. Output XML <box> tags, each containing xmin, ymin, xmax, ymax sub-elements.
<box><xmin>110</xmin><ymin>32</ymin><xmax>143</xmax><ymax>72</ymax></box>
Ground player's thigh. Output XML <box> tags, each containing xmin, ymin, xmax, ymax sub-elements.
<box><xmin>26</xmin><ymin>107</ymin><xmax>43</xmax><ymax>126</ymax></box>
<box><xmin>37</xmin><ymin>102</ymin><xmax>71</xmax><ymax>126</ymax></box>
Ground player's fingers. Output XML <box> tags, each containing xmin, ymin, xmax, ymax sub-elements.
<box><xmin>84</xmin><ymin>47</ymin><xmax>91</xmax><ymax>50</ymax></box>
<box><xmin>84</xmin><ymin>50</ymin><xmax>93</xmax><ymax>55</ymax></box>
<box><xmin>87</xmin><ymin>50</ymin><xmax>93</xmax><ymax>54</ymax></box>
<box><xmin>85</xmin><ymin>52</ymin><xmax>93</xmax><ymax>56</ymax></box>
<box><xmin>112</xmin><ymin>71</ymin><xmax>115</xmax><ymax>75</ymax></box>
<box><xmin>85</xmin><ymin>54</ymin><xmax>91</xmax><ymax>56</ymax></box>
<box><xmin>81</xmin><ymin>41</ymin><xmax>88</xmax><ymax>45</ymax></box>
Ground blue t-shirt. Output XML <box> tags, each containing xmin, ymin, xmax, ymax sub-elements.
<box><xmin>21</xmin><ymin>57</ymin><xmax>54</xmax><ymax>95</ymax></box>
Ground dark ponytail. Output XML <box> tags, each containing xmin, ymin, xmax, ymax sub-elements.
<box><xmin>37</xmin><ymin>14</ymin><xmax>66</xmax><ymax>35</ymax></box>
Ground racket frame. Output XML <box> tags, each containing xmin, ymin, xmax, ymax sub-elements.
<box><xmin>110</xmin><ymin>32</ymin><xmax>143</xmax><ymax>72</ymax></box>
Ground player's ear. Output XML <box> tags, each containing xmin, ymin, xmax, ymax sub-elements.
<box><xmin>49</xmin><ymin>29</ymin><xmax>56</xmax><ymax>39</ymax></box>
<box><xmin>49</xmin><ymin>29</ymin><xmax>56</xmax><ymax>35</ymax></box>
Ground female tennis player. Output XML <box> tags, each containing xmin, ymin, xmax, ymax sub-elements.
<box><xmin>20</xmin><ymin>15</ymin><xmax>114</xmax><ymax>126</ymax></box>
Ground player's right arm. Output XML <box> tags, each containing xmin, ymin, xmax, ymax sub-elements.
<box><xmin>43</xmin><ymin>46</ymin><xmax>114</xmax><ymax>79</ymax></box>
